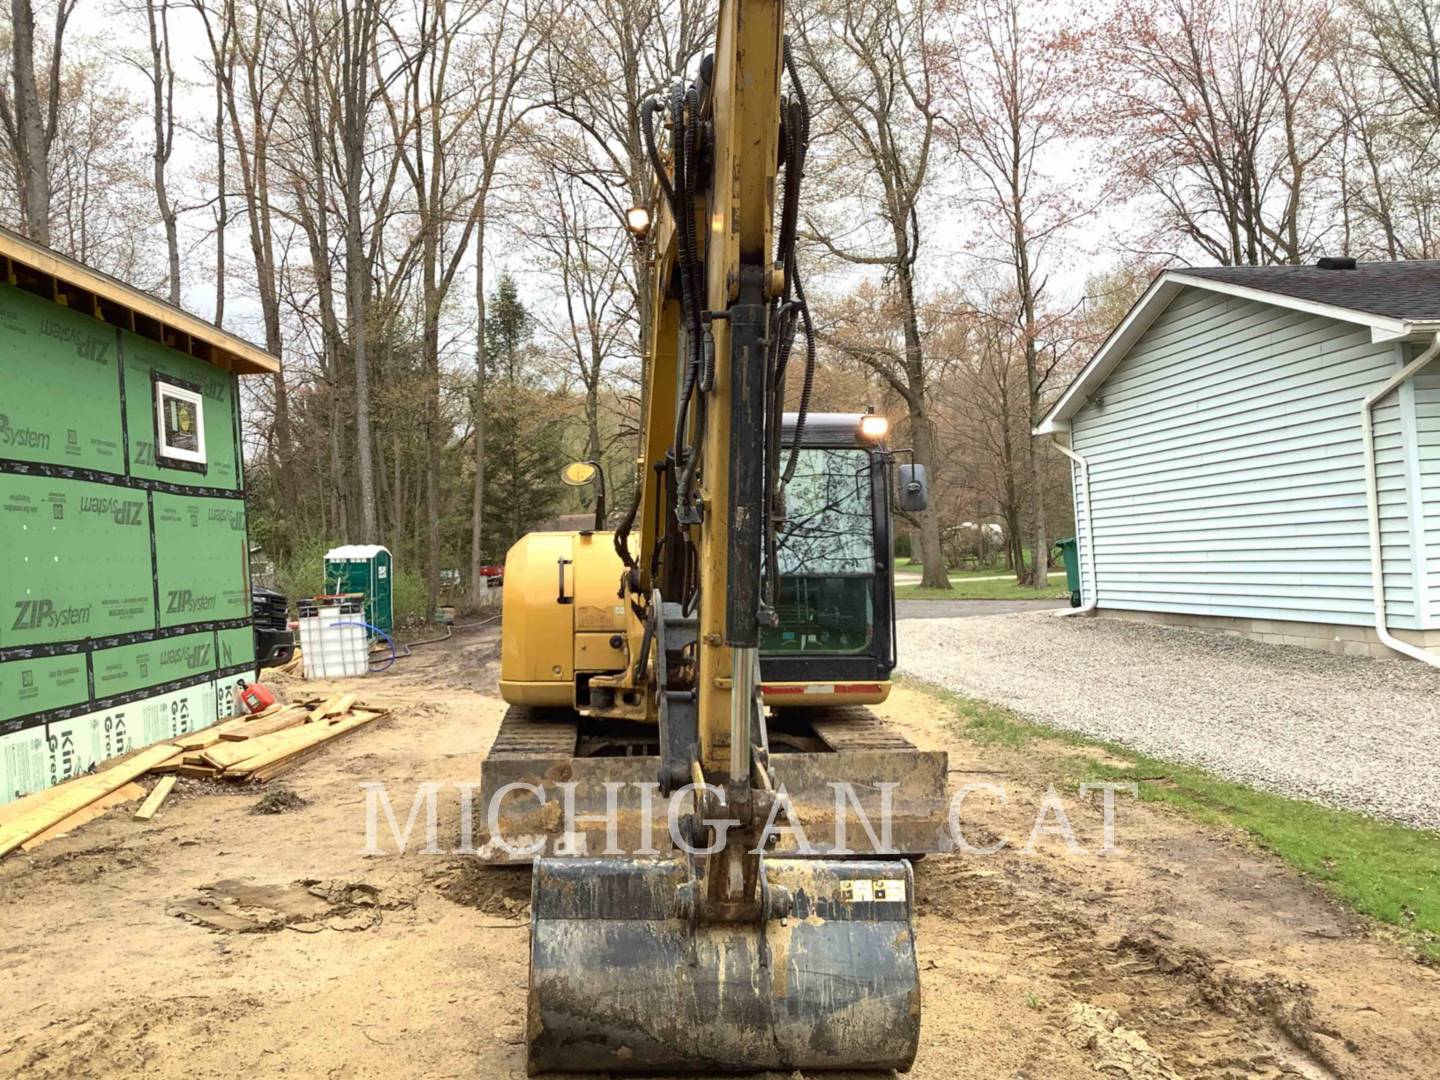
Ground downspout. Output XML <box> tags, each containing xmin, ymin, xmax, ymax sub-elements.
<box><xmin>1051</xmin><ymin>433</ymin><xmax>1098</xmax><ymax>617</ymax></box>
<box><xmin>1362</xmin><ymin>332</ymin><xmax>1440</xmax><ymax>666</ymax></box>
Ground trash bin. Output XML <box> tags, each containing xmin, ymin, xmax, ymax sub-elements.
<box><xmin>1055</xmin><ymin>537</ymin><xmax>1082</xmax><ymax>608</ymax></box>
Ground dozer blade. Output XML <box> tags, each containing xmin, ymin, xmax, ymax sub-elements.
<box><xmin>478</xmin><ymin>707</ymin><xmax>952</xmax><ymax>863</ymax></box>
<box><xmin>526</xmin><ymin>856</ymin><xmax>921</xmax><ymax>1074</ymax></box>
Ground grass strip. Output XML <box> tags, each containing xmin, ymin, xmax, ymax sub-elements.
<box><xmin>917</xmin><ymin>681</ymin><xmax>1440</xmax><ymax>960</ymax></box>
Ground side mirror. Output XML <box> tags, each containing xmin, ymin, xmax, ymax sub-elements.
<box><xmin>898</xmin><ymin>463</ymin><xmax>929</xmax><ymax>513</ymax></box>
<box><xmin>560</xmin><ymin>461</ymin><xmax>598</xmax><ymax>487</ymax></box>
<box><xmin>560</xmin><ymin>460</ymin><xmax>607</xmax><ymax>531</ymax></box>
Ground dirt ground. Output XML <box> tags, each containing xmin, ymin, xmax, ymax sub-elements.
<box><xmin>1</xmin><ymin>623</ymin><xmax>1437</xmax><ymax>1080</ymax></box>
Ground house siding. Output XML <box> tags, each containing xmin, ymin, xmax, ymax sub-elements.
<box><xmin>1412</xmin><ymin>358</ymin><xmax>1440</xmax><ymax>623</ymax></box>
<box><xmin>1070</xmin><ymin>287</ymin><xmax>1428</xmax><ymax>629</ymax></box>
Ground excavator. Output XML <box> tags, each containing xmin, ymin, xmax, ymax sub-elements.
<box><xmin>482</xmin><ymin>0</ymin><xmax>949</xmax><ymax>1072</ymax></box>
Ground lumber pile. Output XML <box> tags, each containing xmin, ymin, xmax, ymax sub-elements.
<box><xmin>0</xmin><ymin>694</ymin><xmax>386</xmax><ymax>859</ymax></box>
<box><xmin>160</xmin><ymin>694</ymin><xmax>384</xmax><ymax>783</ymax></box>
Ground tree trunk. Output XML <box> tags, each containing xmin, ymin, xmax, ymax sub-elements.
<box><xmin>896</xmin><ymin>256</ymin><xmax>949</xmax><ymax>592</ymax></box>
<box><xmin>1025</xmin><ymin>430</ymin><xmax>1049</xmax><ymax>588</ymax></box>
<box><xmin>145</xmin><ymin>0</ymin><xmax>180</xmax><ymax>305</ymax></box>
<box><xmin>340</xmin><ymin>0</ymin><xmax>379</xmax><ymax>542</ymax></box>
<box><xmin>213</xmin><ymin>59</ymin><xmax>226</xmax><ymax>326</ymax></box>
<box><xmin>910</xmin><ymin>409</ymin><xmax>948</xmax><ymax>589</ymax></box>
<box><xmin>10</xmin><ymin>0</ymin><xmax>52</xmax><ymax>244</ymax></box>
<box><xmin>423</xmin><ymin>251</ymin><xmax>442</xmax><ymax>624</ymax></box>
<box><xmin>468</xmin><ymin>215</ymin><xmax>489</xmax><ymax>611</ymax></box>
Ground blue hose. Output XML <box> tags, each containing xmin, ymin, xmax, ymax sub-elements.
<box><xmin>329</xmin><ymin>620</ymin><xmax>398</xmax><ymax>672</ymax></box>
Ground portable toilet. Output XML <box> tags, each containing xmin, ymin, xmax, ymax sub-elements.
<box><xmin>324</xmin><ymin>545</ymin><xmax>394</xmax><ymax>637</ymax></box>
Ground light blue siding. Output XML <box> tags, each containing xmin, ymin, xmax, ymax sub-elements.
<box><xmin>1070</xmin><ymin>287</ymin><xmax>1431</xmax><ymax>629</ymax></box>
<box><xmin>1412</xmin><ymin>361</ymin><xmax>1440</xmax><ymax>623</ymax></box>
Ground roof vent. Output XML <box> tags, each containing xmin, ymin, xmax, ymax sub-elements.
<box><xmin>1316</xmin><ymin>256</ymin><xmax>1357</xmax><ymax>270</ymax></box>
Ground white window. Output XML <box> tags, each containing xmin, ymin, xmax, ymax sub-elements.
<box><xmin>154</xmin><ymin>381</ymin><xmax>207</xmax><ymax>465</ymax></box>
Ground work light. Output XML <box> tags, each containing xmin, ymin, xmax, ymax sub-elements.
<box><xmin>859</xmin><ymin>413</ymin><xmax>890</xmax><ymax>441</ymax></box>
<box><xmin>626</xmin><ymin>206</ymin><xmax>652</xmax><ymax>237</ymax></box>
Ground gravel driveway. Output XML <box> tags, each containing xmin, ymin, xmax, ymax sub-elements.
<box><xmin>898</xmin><ymin>613</ymin><xmax>1440</xmax><ymax>830</ymax></box>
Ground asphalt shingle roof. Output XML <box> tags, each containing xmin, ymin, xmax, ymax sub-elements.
<box><xmin>1180</xmin><ymin>261</ymin><xmax>1440</xmax><ymax>322</ymax></box>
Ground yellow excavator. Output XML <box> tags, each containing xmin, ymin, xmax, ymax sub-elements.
<box><xmin>483</xmin><ymin>0</ymin><xmax>949</xmax><ymax>1071</ymax></box>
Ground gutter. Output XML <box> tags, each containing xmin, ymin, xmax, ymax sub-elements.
<box><xmin>1050</xmin><ymin>434</ymin><xmax>1098</xmax><ymax>618</ymax></box>
<box><xmin>1361</xmin><ymin>332</ymin><xmax>1440</xmax><ymax>666</ymax></box>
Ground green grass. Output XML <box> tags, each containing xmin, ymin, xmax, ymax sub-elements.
<box><xmin>900</xmin><ymin>560</ymin><xmax>1018</xmax><ymax>579</ymax></box>
<box><xmin>896</xmin><ymin>578</ymin><xmax>1069</xmax><ymax>601</ymax></box>
<box><xmin>920</xmin><ymin>681</ymin><xmax>1440</xmax><ymax>959</ymax></box>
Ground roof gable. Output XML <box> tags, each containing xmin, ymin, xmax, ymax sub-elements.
<box><xmin>1037</xmin><ymin>263</ymin><xmax>1440</xmax><ymax>434</ymax></box>
<box><xmin>0</xmin><ymin>224</ymin><xmax>279</xmax><ymax>376</ymax></box>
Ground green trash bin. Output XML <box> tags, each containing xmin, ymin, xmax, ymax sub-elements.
<box><xmin>1055</xmin><ymin>537</ymin><xmax>1082</xmax><ymax>608</ymax></box>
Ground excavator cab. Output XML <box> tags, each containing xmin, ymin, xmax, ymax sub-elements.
<box><xmin>760</xmin><ymin>412</ymin><xmax>901</xmax><ymax>703</ymax></box>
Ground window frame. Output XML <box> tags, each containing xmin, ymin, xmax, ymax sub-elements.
<box><xmin>152</xmin><ymin>376</ymin><xmax>208</xmax><ymax>468</ymax></box>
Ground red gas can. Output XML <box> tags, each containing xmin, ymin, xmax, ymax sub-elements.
<box><xmin>237</xmin><ymin>682</ymin><xmax>276</xmax><ymax>714</ymax></box>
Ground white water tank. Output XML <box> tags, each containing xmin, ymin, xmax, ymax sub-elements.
<box><xmin>297</xmin><ymin>598</ymin><xmax>369</xmax><ymax>679</ymax></box>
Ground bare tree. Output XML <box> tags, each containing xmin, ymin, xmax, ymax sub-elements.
<box><xmin>942</xmin><ymin>0</ymin><xmax>1089</xmax><ymax>586</ymax></box>
<box><xmin>1104</xmin><ymin>0</ymin><xmax>1339</xmax><ymax>266</ymax></box>
<box><xmin>1349</xmin><ymin>0</ymin><xmax>1440</xmax><ymax>118</ymax></box>
<box><xmin>458</xmin><ymin>0</ymin><xmax>545</xmax><ymax>611</ymax></box>
<box><xmin>195</xmin><ymin>0</ymin><xmax>295</xmax><ymax>502</ymax></box>
<box><xmin>384</xmin><ymin>0</ymin><xmax>545</xmax><ymax>615</ymax></box>
<box><xmin>133</xmin><ymin>0</ymin><xmax>180</xmax><ymax>303</ymax></box>
<box><xmin>793</xmin><ymin>0</ymin><xmax>950</xmax><ymax>589</ymax></box>
<box><xmin>0</xmin><ymin>0</ymin><xmax>77</xmax><ymax>242</ymax></box>
<box><xmin>524</xmin><ymin>153</ymin><xmax>638</xmax><ymax>466</ymax></box>
<box><xmin>542</xmin><ymin>0</ymin><xmax>711</xmax><ymax>343</ymax></box>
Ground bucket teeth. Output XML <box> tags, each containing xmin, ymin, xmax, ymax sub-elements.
<box><xmin>525</xmin><ymin>856</ymin><xmax>921</xmax><ymax>1075</ymax></box>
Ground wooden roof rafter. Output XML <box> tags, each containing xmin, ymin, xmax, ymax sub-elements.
<box><xmin>0</xmin><ymin>224</ymin><xmax>279</xmax><ymax>376</ymax></box>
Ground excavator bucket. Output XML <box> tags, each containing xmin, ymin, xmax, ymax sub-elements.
<box><xmin>526</xmin><ymin>856</ymin><xmax>921</xmax><ymax>1074</ymax></box>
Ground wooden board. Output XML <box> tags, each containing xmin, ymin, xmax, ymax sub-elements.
<box><xmin>19</xmin><ymin>783</ymin><xmax>146</xmax><ymax>850</ymax></box>
<box><xmin>228</xmin><ymin>710</ymin><xmax>385</xmax><ymax>780</ymax></box>
<box><xmin>0</xmin><ymin>742</ymin><xmax>179</xmax><ymax>857</ymax></box>
<box><xmin>200</xmin><ymin>739</ymin><xmax>271</xmax><ymax>771</ymax></box>
<box><xmin>174</xmin><ymin>715</ymin><xmax>252</xmax><ymax>751</ymax></box>
<box><xmin>323</xmin><ymin>693</ymin><xmax>358</xmax><ymax>719</ymax></box>
<box><xmin>133</xmin><ymin>775</ymin><xmax>177</xmax><ymax>821</ymax></box>
<box><xmin>219</xmin><ymin>707</ymin><xmax>307</xmax><ymax>741</ymax></box>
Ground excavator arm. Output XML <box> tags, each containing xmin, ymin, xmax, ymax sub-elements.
<box><xmin>520</xmin><ymin>1</ymin><xmax>926</xmax><ymax>1073</ymax></box>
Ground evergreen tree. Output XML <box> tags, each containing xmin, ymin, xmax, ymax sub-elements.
<box><xmin>479</xmin><ymin>276</ymin><xmax>565</xmax><ymax>557</ymax></box>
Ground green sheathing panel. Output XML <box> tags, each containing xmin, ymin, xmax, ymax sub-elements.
<box><xmin>0</xmin><ymin>653</ymin><xmax>89</xmax><ymax>725</ymax></box>
<box><xmin>153</xmin><ymin>492</ymin><xmax>249</xmax><ymax>627</ymax></box>
<box><xmin>0</xmin><ymin>282</ymin><xmax>124</xmax><ymax>472</ymax></box>
<box><xmin>135</xmin><ymin>679</ymin><xmax>221</xmax><ymax>743</ymax></box>
<box><xmin>91</xmin><ymin>630</ymin><xmax>217</xmax><ymax>700</ymax></box>
<box><xmin>0</xmin><ymin>474</ymin><xmax>155</xmax><ymax>648</ymax></box>
<box><xmin>216</xmin><ymin>624</ymin><xmax>256</xmax><ymax>671</ymax></box>
<box><xmin>122</xmin><ymin>330</ymin><xmax>240</xmax><ymax>490</ymax></box>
